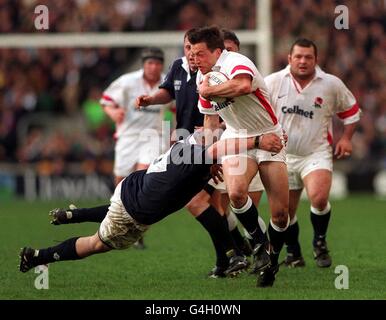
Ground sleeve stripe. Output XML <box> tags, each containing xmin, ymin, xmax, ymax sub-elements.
<box><xmin>230</xmin><ymin>65</ymin><xmax>255</xmax><ymax>76</ymax></box>
<box><xmin>101</xmin><ymin>94</ymin><xmax>115</xmax><ymax>103</ymax></box>
<box><xmin>254</xmin><ymin>89</ymin><xmax>278</xmax><ymax>125</ymax></box>
<box><xmin>337</xmin><ymin>103</ymin><xmax>359</xmax><ymax>119</ymax></box>
<box><xmin>199</xmin><ymin>96</ymin><xmax>212</xmax><ymax>109</ymax></box>
<box><xmin>327</xmin><ymin>131</ymin><xmax>333</xmax><ymax>145</ymax></box>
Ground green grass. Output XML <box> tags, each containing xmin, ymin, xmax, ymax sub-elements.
<box><xmin>0</xmin><ymin>195</ymin><xmax>385</xmax><ymax>300</ymax></box>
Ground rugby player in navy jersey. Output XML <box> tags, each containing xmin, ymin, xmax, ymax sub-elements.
<box><xmin>19</xmin><ymin>132</ymin><xmax>284</xmax><ymax>280</ymax></box>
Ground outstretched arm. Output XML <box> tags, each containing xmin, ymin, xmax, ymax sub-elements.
<box><xmin>135</xmin><ymin>89</ymin><xmax>172</xmax><ymax>109</ymax></box>
<box><xmin>207</xmin><ymin>133</ymin><xmax>284</xmax><ymax>160</ymax></box>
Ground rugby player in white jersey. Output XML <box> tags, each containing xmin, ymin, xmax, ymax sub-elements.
<box><xmin>189</xmin><ymin>26</ymin><xmax>289</xmax><ymax>287</ymax></box>
<box><xmin>265</xmin><ymin>39</ymin><xmax>360</xmax><ymax>268</ymax></box>
<box><xmin>100</xmin><ymin>47</ymin><xmax>170</xmax><ymax>186</ymax></box>
<box><xmin>100</xmin><ymin>47</ymin><xmax>171</xmax><ymax>249</ymax></box>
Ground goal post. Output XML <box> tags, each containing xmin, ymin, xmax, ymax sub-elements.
<box><xmin>0</xmin><ymin>0</ymin><xmax>272</xmax><ymax>74</ymax></box>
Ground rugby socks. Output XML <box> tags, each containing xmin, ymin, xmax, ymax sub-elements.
<box><xmin>34</xmin><ymin>237</ymin><xmax>80</xmax><ymax>265</ymax></box>
<box><xmin>70</xmin><ymin>205</ymin><xmax>109</xmax><ymax>223</ymax></box>
<box><xmin>230</xmin><ymin>196</ymin><xmax>268</xmax><ymax>247</ymax></box>
<box><xmin>310</xmin><ymin>202</ymin><xmax>331</xmax><ymax>246</ymax></box>
<box><xmin>196</xmin><ymin>206</ymin><xmax>240</xmax><ymax>267</ymax></box>
<box><xmin>226</xmin><ymin>210</ymin><xmax>246</xmax><ymax>251</ymax></box>
<box><xmin>268</xmin><ymin>218</ymin><xmax>289</xmax><ymax>266</ymax></box>
<box><xmin>285</xmin><ymin>215</ymin><xmax>302</xmax><ymax>258</ymax></box>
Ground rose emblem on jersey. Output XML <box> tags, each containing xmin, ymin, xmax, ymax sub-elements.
<box><xmin>313</xmin><ymin>97</ymin><xmax>323</xmax><ymax>108</ymax></box>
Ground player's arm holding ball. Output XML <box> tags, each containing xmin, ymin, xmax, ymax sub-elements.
<box><xmin>198</xmin><ymin>73</ymin><xmax>252</xmax><ymax>100</ymax></box>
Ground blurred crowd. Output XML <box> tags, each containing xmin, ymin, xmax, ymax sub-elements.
<box><xmin>271</xmin><ymin>0</ymin><xmax>386</xmax><ymax>167</ymax></box>
<box><xmin>0</xmin><ymin>0</ymin><xmax>385</xmax><ymax>175</ymax></box>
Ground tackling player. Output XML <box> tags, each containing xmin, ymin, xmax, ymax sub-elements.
<box><xmin>19</xmin><ymin>133</ymin><xmax>284</xmax><ymax>278</ymax></box>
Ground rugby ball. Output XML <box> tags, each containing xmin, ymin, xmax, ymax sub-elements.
<box><xmin>206</xmin><ymin>71</ymin><xmax>229</xmax><ymax>104</ymax></box>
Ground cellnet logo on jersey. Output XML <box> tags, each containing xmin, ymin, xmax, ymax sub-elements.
<box><xmin>281</xmin><ymin>105</ymin><xmax>314</xmax><ymax>119</ymax></box>
<box><xmin>214</xmin><ymin>98</ymin><xmax>234</xmax><ymax>111</ymax></box>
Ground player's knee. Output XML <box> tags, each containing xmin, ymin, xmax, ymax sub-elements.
<box><xmin>310</xmin><ymin>195</ymin><xmax>329</xmax><ymax>211</ymax></box>
<box><xmin>228</xmin><ymin>188</ymin><xmax>248</xmax><ymax>208</ymax></box>
<box><xmin>271</xmin><ymin>212</ymin><xmax>289</xmax><ymax>229</ymax></box>
<box><xmin>228</xmin><ymin>192</ymin><xmax>248</xmax><ymax>208</ymax></box>
<box><xmin>90</xmin><ymin>235</ymin><xmax>110</xmax><ymax>253</ymax></box>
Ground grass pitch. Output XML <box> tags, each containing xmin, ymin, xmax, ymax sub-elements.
<box><xmin>0</xmin><ymin>195</ymin><xmax>385</xmax><ymax>300</ymax></box>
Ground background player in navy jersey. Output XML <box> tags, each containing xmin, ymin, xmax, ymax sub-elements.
<box><xmin>19</xmin><ymin>132</ymin><xmax>284</xmax><ymax>279</ymax></box>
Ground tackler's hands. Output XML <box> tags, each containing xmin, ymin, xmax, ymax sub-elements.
<box><xmin>210</xmin><ymin>164</ymin><xmax>224</xmax><ymax>184</ymax></box>
<box><xmin>257</xmin><ymin>133</ymin><xmax>284</xmax><ymax>154</ymax></box>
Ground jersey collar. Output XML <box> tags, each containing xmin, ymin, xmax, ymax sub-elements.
<box><xmin>285</xmin><ymin>64</ymin><xmax>325</xmax><ymax>80</ymax></box>
<box><xmin>212</xmin><ymin>49</ymin><xmax>229</xmax><ymax>71</ymax></box>
<box><xmin>181</xmin><ymin>56</ymin><xmax>192</xmax><ymax>82</ymax></box>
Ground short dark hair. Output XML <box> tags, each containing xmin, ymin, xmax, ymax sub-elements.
<box><xmin>141</xmin><ymin>47</ymin><xmax>164</xmax><ymax>63</ymax></box>
<box><xmin>290</xmin><ymin>38</ymin><xmax>318</xmax><ymax>58</ymax></box>
<box><xmin>184</xmin><ymin>28</ymin><xmax>199</xmax><ymax>41</ymax></box>
<box><xmin>188</xmin><ymin>26</ymin><xmax>225</xmax><ymax>52</ymax></box>
<box><xmin>221</xmin><ymin>28</ymin><xmax>240</xmax><ymax>48</ymax></box>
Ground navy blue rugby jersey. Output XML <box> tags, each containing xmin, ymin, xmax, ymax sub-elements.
<box><xmin>159</xmin><ymin>57</ymin><xmax>203</xmax><ymax>133</ymax></box>
<box><xmin>121</xmin><ymin>140</ymin><xmax>213</xmax><ymax>225</ymax></box>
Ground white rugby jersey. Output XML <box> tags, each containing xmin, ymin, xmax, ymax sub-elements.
<box><xmin>265</xmin><ymin>65</ymin><xmax>360</xmax><ymax>156</ymax></box>
<box><xmin>100</xmin><ymin>69</ymin><xmax>168</xmax><ymax>138</ymax></box>
<box><xmin>197</xmin><ymin>50</ymin><xmax>279</xmax><ymax>138</ymax></box>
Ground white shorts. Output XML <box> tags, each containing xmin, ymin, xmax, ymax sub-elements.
<box><xmin>220</xmin><ymin>125</ymin><xmax>287</xmax><ymax>165</ymax></box>
<box><xmin>114</xmin><ymin>132</ymin><xmax>164</xmax><ymax>177</ymax></box>
<box><xmin>287</xmin><ymin>150</ymin><xmax>332</xmax><ymax>190</ymax></box>
<box><xmin>208</xmin><ymin>171</ymin><xmax>264</xmax><ymax>193</ymax></box>
<box><xmin>99</xmin><ymin>181</ymin><xmax>149</xmax><ymax>249</ymax></box>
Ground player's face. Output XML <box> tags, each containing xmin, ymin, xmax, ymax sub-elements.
<box><xmin>224</xmin><ymin>40</ymin><xmax>239</xmax><ymax>52</ymax></box>
<box><xmin>288</xmin><ymin>45</ymin><xmax>317</xmax><ymax>80</ymax></box>
<box><xmin>183</xmin><ymin>37</ymin><xmax>197</xmax><ymax>72</ymax></box>
<box><xmin>191</xmin><ymin>42</ymin><xmax>222</xmax><ymax>74</ymax></box>
<box><xmin>143</xmin><ymin>59</ymin><xmax>163</xmax><ymax>83</ymax></box>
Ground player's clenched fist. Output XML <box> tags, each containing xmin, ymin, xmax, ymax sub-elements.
<box><xmin>135</xmin><ymin>95</ymin><xmax>153</xmax><ymax>109</ymax></box>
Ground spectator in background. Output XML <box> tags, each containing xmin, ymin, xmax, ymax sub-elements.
<box><xmin>0</xmin><ymin>0</ymin><xmax>383</xmax><ymax>183</ymax></box>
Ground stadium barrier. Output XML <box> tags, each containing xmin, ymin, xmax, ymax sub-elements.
<box><xmin>1</xmin><ymin>163</ymin><xmax>385</xmax><ymax>201</ymax></box>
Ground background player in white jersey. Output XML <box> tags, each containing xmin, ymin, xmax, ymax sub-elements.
<box><xmin>189</xmin><ymin>26</ymin><xmax>289</xmax><ymax>287</ymax></box>
<box><xmin>100</xmin><ymin>47</ymin><xmax>170</xmax><ymax>249</ymax></box>
<box><xmin>265</xmin><ymin>39</ymin><xmax>360</xmax><ymax>268</ymax></box>
<box><xmin>100</xmin><ymin>47</ymin><xmax>169</xmax><ymax>186</ymax></box>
